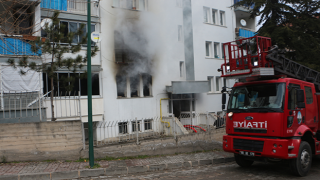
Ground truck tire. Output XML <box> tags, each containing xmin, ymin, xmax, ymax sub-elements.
<box><xmin>234</xmin><ymin>153</ymin><xmax>254</xmax><ymax>167</ymax></box>
<box><xmin>290</xmin><ymin>141</ymin><xmax>312</xmax><ymax>177</ymax></box>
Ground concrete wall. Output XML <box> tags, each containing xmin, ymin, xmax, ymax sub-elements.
<box><xmin>0</xmin><ymin>121</ymin><xmax>83</xmax><ymax>162</ymax></box>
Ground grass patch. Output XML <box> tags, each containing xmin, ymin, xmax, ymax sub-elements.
<box><xmin>75</xmin><ymin>158</ymin><xmax>89</xmax><ymax>162</ymax></box>
<box><xmin>42</xmin><ymin>159</ymin><xmax>57</xmax><ymax>163</ymax></box>
<box><xmin>65</xmin><ymin>160</ymin><xmax>73</xmax><ymax>162</ymax></box>
<box><xmin>86</xmin><ymin>163</ymin><xmax>101</xmax><ymax>169</ymax></box>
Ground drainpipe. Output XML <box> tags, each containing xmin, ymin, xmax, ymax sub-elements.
<box><xmin>160</xmin><ymin>98</ymin><xmax>170</xmax><ymax>127</ymax></box>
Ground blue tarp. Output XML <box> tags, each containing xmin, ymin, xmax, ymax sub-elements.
<box><xmin>41</xmin><ymin>0</ymin><xmax>67</xmax><ymax>11</ymax></box>
<box><xmin>0</xmin><ymin>37</ymin><xmax>41</xmax><ymax>56</ymax></box>
<box><xmin>239</xmin><ymin>29</ymin><xmax>256</xmax><ymax>38</ymax></box>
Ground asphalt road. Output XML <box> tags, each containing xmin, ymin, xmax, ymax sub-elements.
<box><xmin>77</xmin><ymin>156</ymin><xmax>320</xmax><ymax>180</ymax></box>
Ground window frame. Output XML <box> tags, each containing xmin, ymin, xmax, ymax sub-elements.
<box><xmin>203</xmin><ymin>7</ymin><xmax>211</xmax><ymax>23</ymax></box>
<box><xmin>214</xmin><ymin>42</ymin><xmax>220</xmax><ymax>59</ymax></box>
<box><xmin>219</xmin><ymin>10</ymin><xmax>226</xmax><ymax>26</ymax></box>
<box><xmin>205</xmin><ymin>41</ymin><xmax>213</xmax><ymax>57</ymax></box>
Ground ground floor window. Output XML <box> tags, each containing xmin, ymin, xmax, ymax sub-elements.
<box><xmin>118</xmin><ymin>122</ymin><xmax>128</xmax><ymax>134</ymax></box>
<box><xmin>144</xmin><ymin>119</ymin><xmax>152</xmax><ymax>130</ymax></box>
<box><xmin>132</xmin><ymin>120</ymin><xmax>141</xmax><ymax>132</ymax></box>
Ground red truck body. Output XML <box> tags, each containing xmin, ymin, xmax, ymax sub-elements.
<box><xmin>219</xmin><ymin>36</ymin><xmax>320</xmax><ymax>176</ymax></box>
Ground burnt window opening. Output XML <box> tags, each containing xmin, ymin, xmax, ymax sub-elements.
<box><xmin>130</xmin><ymin>76</ymin><xmax>140</xmax><ymax>97</ymax></box>
<box><xmin>116</xmin><ymin>75</ymin><xmax>127</xmax><ymax>98</ymax></box>
<box><xmin>118</xmin><ymin>122</ymin><xmax>128</xmax><ymax>134</ymax></box>
<box><xmin>132</xmin><ymin>120</ymin><xmax>141</xmax><ymax>132</ymax></box>
<box><xmin>43</xmin><ymin>72</ymin><xmax>100</xmax><ymax>97</ymax></box>
<box><xmin>114</xmin><ymin>31</ymin><xmax>127</xmax><ymax>64</ymax></box>
<box><xmin>142</xmin><ymin>74</ymin><xmax>152</xmax><ymax>96</ymax></box>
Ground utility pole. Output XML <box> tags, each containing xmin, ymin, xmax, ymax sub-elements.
<box><xmin>87</xmin><ymin>0</ymin><xmax>94</xmax><ymax>168</ymax></box>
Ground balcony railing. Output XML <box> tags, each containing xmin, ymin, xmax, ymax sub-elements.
<box><xmin>0</xmin><ymin>37</ymin><xmax>40</xmax><ymax>56</ymax></box>
<box><xmin>41</xmin><ymin>0</ymin><xmax>97</xmax><ymax>16</ymax></box>
<box><xmin>40</xmin><ymin>0</ymin><xmax>68</xmax><ymax>11</ymax></box>
<box><xmin>234</xmin><ymin>0</ymin><xmax>254</xmax><ymax>9</ymax></box>
<box><xmin>236</xmin><ymin>28</ymin><xmax>256</xmax><ymax>38</ymax></box>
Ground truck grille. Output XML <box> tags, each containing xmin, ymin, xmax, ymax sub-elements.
<box><xmin>234</xmin><ymin>128</ymin><xmax>267</xmax><ymax>133</ymax></box>
<box><xmin>233</xmin><ymin>138</ymin><xmax>264</xmax><ymax>152</ymax></box>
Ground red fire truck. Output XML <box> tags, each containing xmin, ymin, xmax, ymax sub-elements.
<box><xmin>219</xmin><ymin>36</ymin><xmax>320</xmax><ymax>176</ymax></box>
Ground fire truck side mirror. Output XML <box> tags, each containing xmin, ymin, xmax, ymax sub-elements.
<box><xmin>222</xmin><ymin>93</ymin><xmax>226</xmax><ymax>105</ymax></box>
<box><xmin>222</xmin><ymin>104</ymin><xmax>226</xmax><ymax>110</ymax></box>
<box><xmin>296</xmin><ymin>89</ymin><xmax>305</xmax><ymax>108</ymax></box>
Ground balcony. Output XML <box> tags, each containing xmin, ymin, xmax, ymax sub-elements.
<box><xmin>0</xmin><ymin>36</ymin><xmax>41</xmax><ymax>56</ymax></box>
<box><xmin>234</xmin><ymin>0</ymin><xmax>254</xmax><ymax>12</ymax></box>
<box><xmin>40</xmin><ymin>0</ymin><xmax>97</xmax><ymax>16</ymax></box>
<box><xmin>235</xmin><ymin>28</ymin><xmax>256</xmax><ymax>39</ymax></box>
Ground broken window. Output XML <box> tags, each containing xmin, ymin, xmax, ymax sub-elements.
<box><xmin>142</xmin><ymin>74</ymin><xmax>152</xmax><ymax>97</ymax></box>
<box><xmin>116</xmin><ymin>75</ymin><xmax>127</xmax><ymax>97</ymax></box>
<box><xmin>130</xmin><ymin>76</ymin><xmax>140</xmax><ymax>97</ymax></box>
<box><xmin>114</xmin><ymin>31</ymin><xmax>126</xmax><ymax>63</ymax></box>
<box><xmin>132</xmin><ymin>120</ymin><xmax>141</xmax><ymax>132</ymax></box>
<box><xmin>119</xmin><ymin>122</ymin><xmax>128</xmax><ymax>134</ymax></box>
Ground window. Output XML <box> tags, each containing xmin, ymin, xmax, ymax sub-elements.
<box><xmin>208</xmin><ymin>76</ymin><xmax>214</xmax><ymax>92</ymax></box>
<box><xmin>180</xmin><ymin>62</ymin><xmax>184</xmax><ymax>77</ymax></box>
<box><xmin>130</xmin><ymin>76</ymin><xmax>140</xmax><ymax>97</ymax></box>
<box><xmin>42</xmin><ymin>20</ymin><xmax>96</xmax><ymax>45</ymax></box>
<box><xmin>132</xmin><ymin>120</ymin><xmax>141</xmax><ymax>132</ymax></box>
<box><xmin>205</xmin><ymin>41</ymin><xmax>212</xmax><ymax>57</ymax></box>
<box><xmin>113</xmin><ymin>0</ymin><xmax>147</xmax><ymax>10</ymax></box>
<box><xmin>214</xmin><ymin>42</ymin><xmax>220</xmax><ymax>58</ymax></box>
<box><xmin>288</xmin><ymin>84</ymin><xmax>301</xmax><ymax>110</ymax></box>
<box><xmin>119</xmin><ymin>122</ymin><xmax>128</xmax><ymax>134</ymax></box>
<box><xmin>215</xmin><ymin>76</ymin><xmax>220</xmax><ymax>92</ymax></box>
<box><xmin>221</xmin><ymin>44</ymin><xmax>226</xmax><ymax>58</ymax></box>
<box><xmin>178</xmin><ymin>25</ymin><xmax>183</xmax><ymax>41</ymax></box>
<box><xmin>305</xmin><ymin>86</ymin><xmax>313</xmax><ymax>104</ymax></box>
<box><xmin>43</xmin><ymin>72</ymin><xmax>100</xmax><ymax>96</ymax></box>
<box><xmin>220</xmin><ymin>11</ymin><xmax>225</xmax><ymax>26</ymax></box>
<box><xmin>144</xmin><ymin>119</ymin><xmax>152</xmax><ymax>130</ymax></box>
<box><xmin>212</xmin><ymin>9</ymin><xmax>217</xmax><ymax>24</ymax></box>
<box><xmin>142</xmin><ymin>74</ymin><xmax>152</xmax><ymax>97</ymax></box>
<box><xmin>116</xmin><ymin>74</ymin><xmax>152</xmax><ymax>98</ymax></box>
<box><xmin>203</xmin><ymin>7</ymin><xmax>210</xmax><ymax>23</ymax></box>
<box><xmin>116</xmin><ymin>75</ymin><xmax>127</xmax><ymax>97</ymax></box>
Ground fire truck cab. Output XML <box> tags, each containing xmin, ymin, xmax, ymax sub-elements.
<box><xmin>219</xmin><ymin>36</ymin><xmax>320</xmax><ymax>177</ymax></box>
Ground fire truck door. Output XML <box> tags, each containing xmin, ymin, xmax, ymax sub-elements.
<box><xmin>304</xmin><ymin>86</ymin><xmax>317</xmax><ymax>127</ymax></box>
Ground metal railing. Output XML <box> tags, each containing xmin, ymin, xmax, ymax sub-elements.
<box><xmin>0</xmin><ymin>37</ymin><xmax>40</xmax><ymax>56</ymax></box>
<box><xmin>95</xmin><ymin>112</ymin><xmax>226</xmax><ymax>146</ymax></box>
<box><xmin>43</xmin><ymin>91</ymin><xmax>81</xmax><ymax>120</ymax></box>
<box><xmin>0</xmin><ymin>91</ymin><xmax>44</xmax><ymax>121</ymax></box>
<box><xmin>96</xmin><ymin>117</ymin><xmax>162</xmax><ymax>145</ymax></box>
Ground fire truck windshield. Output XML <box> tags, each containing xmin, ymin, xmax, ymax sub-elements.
<box><xmin>227</xmin><ymin>83</ymin><xmax>285</xmax><ymax>112</ymax></box>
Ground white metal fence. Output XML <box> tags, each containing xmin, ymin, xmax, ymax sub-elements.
<box><xmin>0</xmin><ymin>91</ymin><xmax>45</xmax><ymax>121</ymax></box>
<box><xmin>95</xmin><ymin>112</ymin><xmax>226</xmax><ymax>146</ymax></box>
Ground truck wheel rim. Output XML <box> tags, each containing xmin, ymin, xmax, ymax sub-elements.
<box><xmin>300</xmin><ymin>149</ymin><xmax>310</xmax><ymax>169</ymax></box>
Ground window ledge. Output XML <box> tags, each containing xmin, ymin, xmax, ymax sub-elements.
<box><xmin>111</xmin><ymin>6</ymin><xmax>145</xmax><ymax>11</ymax></box>
<box><xmin>203</xmin><ymin>22</ymin><xmax>227</xmax><ymax>28</ymax></box>
<box><xmin>205</xmin><ymin>57</ymin><xmax>224</xmax><ymax>60</ymax></box>
<box><xmin>207</xmin><ymin>92</ymin><xmax>222</xmax><ymax>95</ymax></box>
<box><xmin>117</xmin><ymin>96</ymin><xmax>154</xmax><ymax>99</ymax></box>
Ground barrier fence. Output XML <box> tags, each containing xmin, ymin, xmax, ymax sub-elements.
<box><xmin>95</xmin><ymin>112</ymin><xmax>226</xmax><ymax>146</ymax></box>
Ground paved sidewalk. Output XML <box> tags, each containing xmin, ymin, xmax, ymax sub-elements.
<box><xmin>0</xmin><ymin>148</ymin><xmax>233</xmax><ymax>180</ymax></box>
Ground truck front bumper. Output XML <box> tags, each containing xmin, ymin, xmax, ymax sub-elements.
<box><xmin>223</xmin><ymin>135</ymin><xmax>300</xmax><ymax>159</ymax></box>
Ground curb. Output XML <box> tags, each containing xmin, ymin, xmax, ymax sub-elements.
<box><xmin>0</xmin><ymin>157</ymin><xmax>234</xmax><ymax>180</ymax></box>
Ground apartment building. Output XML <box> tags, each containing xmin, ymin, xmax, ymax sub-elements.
<box><xmin>0</xmin><ymin>0</ymin><xmax>256</xmax><ymax>142</ymax></box>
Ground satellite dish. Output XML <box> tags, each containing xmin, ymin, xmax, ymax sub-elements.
<box><xmin>91</xmin><ymin>32</ymin><xmax>101</xmax><ymax>43</ymax></box>
<box><xmin>240</xmin><ymin>19</ymin><xmax>247</xmax><ymax>27</ymax></box>
<box><xmin>40</xmin><ymin>18</ymin><xmax>53</xmax><ymax>29</ymax></box>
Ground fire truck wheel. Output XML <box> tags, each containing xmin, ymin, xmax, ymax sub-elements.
<box><xmin>290</xmin><ymin>141</ymin><xmax>312</xmax><ymax>177</ymax></box>
<box><xmin>234</xmin><ymin>153</ymin><xmax>254</xmax><ymax>167</ymax></box>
